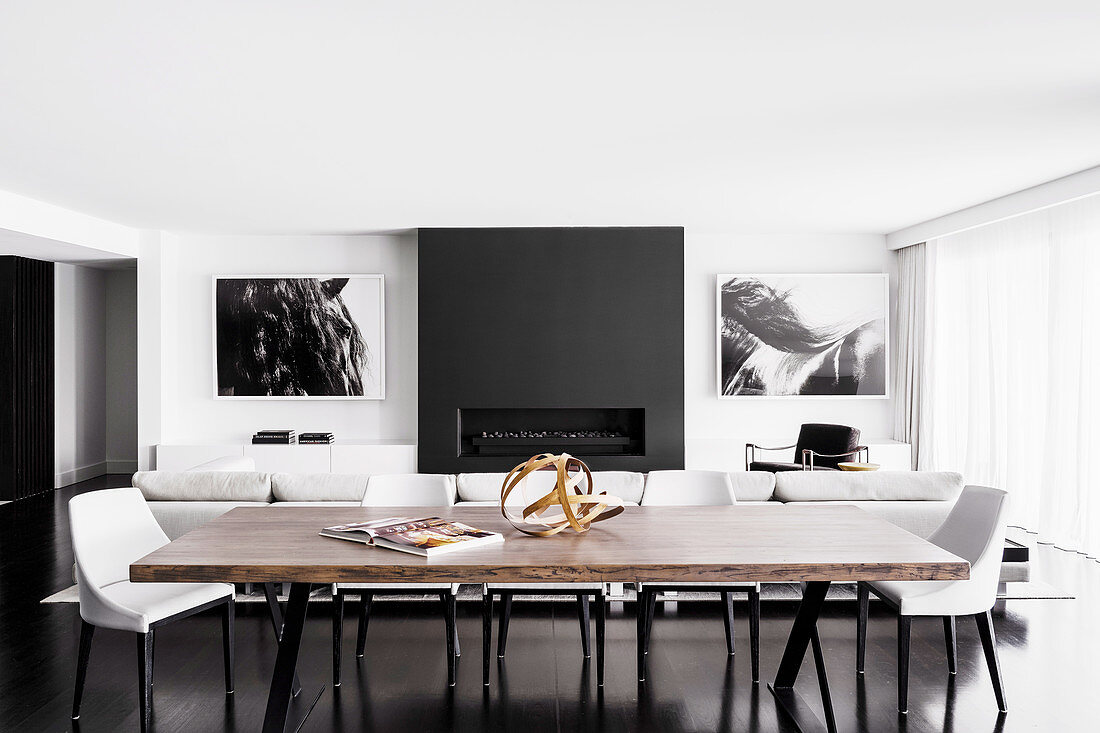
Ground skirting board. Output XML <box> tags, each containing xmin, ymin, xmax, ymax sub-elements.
<box><xmin>54</xmin><ymin>460</ymin><xmax>137</xmax><ymax>488</ymax></box>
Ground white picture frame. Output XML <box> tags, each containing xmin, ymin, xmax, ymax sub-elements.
<box><xmin>716</xmin><ymin>273</ymin><xmax>889</xmax><ymax>399</ymax></box>
<box><xmin>212</xmin><ymin>274</ymin><xmax>385</xmax><ymax>400</ymax></box>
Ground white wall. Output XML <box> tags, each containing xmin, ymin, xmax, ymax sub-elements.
<box><xmin>140</xmin><ymin>229</ymin><xmax>894</xmax><ymax>472</ymax></box>
<box><xmin>137</xmin><ymin>229</ymin><xmax>172</xmax><ymax>470</ymax></box>
<box><xmin>139</xmin><ymin>232</ymin><xmax>417</xmax><ymax>465</ymax></box>
<box><xmin>54</xmin><ymin>263</ymin><xmax>139</xmax><ymax>485</ymax></box>
<box><xmin>684</xmin><ymin>232</ymin><xmax>895</xmax><ymax>471</ymax></box>
<box><xmin>54</xmin><ymin>264</ymin><xmax>108</xmax><ymax>485</ymax></box>
<box><xmin>105</xmin><ymin>268</ymin><xmax>138</xmax><ymax>469</ymax></box>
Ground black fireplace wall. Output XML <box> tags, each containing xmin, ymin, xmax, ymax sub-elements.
<box><xmin>418</xmin><ymin>227</ymin><xmax>685</xmax><ymax>473</ymax></box>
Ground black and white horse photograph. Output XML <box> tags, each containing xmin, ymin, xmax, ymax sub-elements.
<box><xmin>717</xmin><ymin>273</ymin><xmax>887</xmax><ymax>398</ymax></box>
<box><xmin>214</xmin><ymin>274</ymin><xmax>384</xmax><ymax>399</ymax></box>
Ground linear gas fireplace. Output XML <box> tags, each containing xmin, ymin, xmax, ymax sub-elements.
<box><xmin>459</xmin><ymin>408</ymin><xmax>644</xmax><ymax>458</ymax></box>
<box><xmin>418</xmin><ymin>227</ymin><xmax>684</xmax><ymax>473</ymax></box>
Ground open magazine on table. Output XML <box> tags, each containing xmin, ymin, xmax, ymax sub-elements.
<box><xmin>319</xmin><ymin>516</ymin><xmax>504</xmax><ymax>557</ymax></box>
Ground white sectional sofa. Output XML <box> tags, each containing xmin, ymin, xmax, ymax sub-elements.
<box><xmin>772</xmin><ymin>470</ymin><xmax>962</xmax><ymax>539</ymax></box>
<box><xmin>134</xmin><ymin>468</ymin><xmax>274</xmax><ymax>541</ymax></box>
<box><xmin>134</xmin><ymin>464</ymin><xmax>960</xmax><ymax>541</ymax></box>
<box><xmin>130</xmin><ymin>464</ymin><xmax>1027</xmax><ymax>585</ymax></box>
<box><xmin>454</xmin><ymin>471</ymin><xmax>646</xmax><ymax>507</ymax></box>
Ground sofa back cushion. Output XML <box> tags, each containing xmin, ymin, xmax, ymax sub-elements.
<box><xmin>457</xmin><ymin>471</ymin><xmax>645</xmax><ymax>504</ymax></box>
<box><xmin>587</xmin><ymin>472</ymin><xmax>645</xmax><ymax>503</ymax></box>
<box><xmin>272</xmin><ymin>473</ymin><xmax>369</xmax><ymax>502</ymax></box>
<box><xmin>132</xmin><ymin>471</ymin><xmax>273</xmax><ymax>502</ymax></box>
<box><xmin>727</xmin><ymin>471</ymin><xmax>776</xmax><ymax>501</ymax></box>
<box><xmin>148</xmin><ymin>501</ymin><xmax>272</xmax><ymax>541</ymax></box>
<box><xmin>773</xmin><ymin>471</ymin><xmax>964</xmax><ymax>502</ymax></box>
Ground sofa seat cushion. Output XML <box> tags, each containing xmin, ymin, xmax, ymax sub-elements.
<box><xmin>736</xmin><ymin>500</ymin><xmax>786</xmax><ymax>507</ymax></box>
<box><xmin>134</xmin><ymin>471</ymin><xmax>273</xmax><ymax>502</ymax></box>
<box><xmin>271</xmin><ymin>501</ymin><xmax>362</xmax><ymax>508</ymax></box>
<box><xmin>807</xmin><ymin>501</ymin><xmax>954</xmax><ymax>539</ymax></box>
<box><xmin>148</xmin><ymin>501</ymin><xmax>271</xmax><ymax>540</ymax></box>
<box><xmin>456</xmin><ymin>471</ymin><xmax>644</xmax><ymax>504</ymax></box>
<box><xmin>773</xmin><ymin>471</ymin><xmax>963</xmax><ymax>502</ymax></box>
<box><xmin>271</xmin><ymin>473</ymin><xmax>369</xmax><ymax>502</ymax></box>
<box><xmin>999</xmin><ymin>563</ymin><xmax>1031</xmax><ymax>583</ymax></box>
<box><xmin>727</xmin><ymin>472</ymin><xmax>777</xmax><ymax>501</ymax></box>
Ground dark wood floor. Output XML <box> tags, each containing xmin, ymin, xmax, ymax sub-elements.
<box><xmin>1</xmin><ymin>476</ymin><xmax>1095</xmax><ymax>732</ymax></box>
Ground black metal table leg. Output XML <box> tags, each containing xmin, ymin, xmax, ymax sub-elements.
<box><xmin>263</xmin><ymin>583</ymin><xmax>303</xmax><ymax>697</ymax></box>
<box><xmin>769</xmin><ymin>581</ymin><xmax>836</xmax><ymax>733</ymax></box>
<box><xmin>810</xmin><ymin>625</ymin><xmax>837</xmax><ymax>732</ymax></box>
<box><xmin>262</xmin><ymin>583</ymin><xmax>320</xmax><ymax>733</ymax></box>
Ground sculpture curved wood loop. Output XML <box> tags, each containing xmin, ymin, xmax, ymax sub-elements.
<box><xmin>500</xmin><ymin>453</ymin><xmax>625</xmax><ymax>536</ymax></box>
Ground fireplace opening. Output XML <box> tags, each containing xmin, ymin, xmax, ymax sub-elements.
<box><xmin>458</xmin><ymin>408</ymin><xmax>644</xmax><ymax>458</ymax></box>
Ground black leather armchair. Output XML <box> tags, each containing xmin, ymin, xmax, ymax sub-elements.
<box><xmin>745</xmin><ymin>423</ymin><xmax>868</xmax><ymax>472</ymax></box>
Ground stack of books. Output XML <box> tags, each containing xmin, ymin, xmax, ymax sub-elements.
<box><xmin>299</xmin><ymin>432</ymin><xmax>335</xmax><ymax>445</ymax></box>
<box><xmin>252</xmin><ymin>430</ymin><xmax>296</xmax><ymax>444</ymax></box>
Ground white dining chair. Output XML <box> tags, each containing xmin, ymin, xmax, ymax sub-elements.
<box><xmin>69</xmin><ymin>488</ymin><xmax>235</xmax><ymax>733</ymax></box>
<box><xmin>637</xmin><ymin>470</ymin><xmax>762</xmax><ymax>682</ymax></box>
<box><xmin>481</xmin><ymin>469</ymin><xmax>607</xmax><ymax>687</ymax></box>
<box><xmin>856</xmin><ymin>485</ymin><xmax>1010</xmax><ymax>713</ymax></box>
<box><xmin>331</xmin><ymin>474</ymin><xmax>462</xmax><ymax>686</ymax></box>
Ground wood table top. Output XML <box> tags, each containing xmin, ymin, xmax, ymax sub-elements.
<box><xmin>129</xmin><ymin>505</ymin><xmax>969</xmax><ymax>584</ymax></box>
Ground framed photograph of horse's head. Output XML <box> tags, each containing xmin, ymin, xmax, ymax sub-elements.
<box><xmin>717</xmin><ymin>273</ymin><xmax>888</xmax><ymax>399</ymax></box>
<box><xmin>213</xmin><ymin>274</ymin><xmax>385</xmax><ymax>400</ymax></box>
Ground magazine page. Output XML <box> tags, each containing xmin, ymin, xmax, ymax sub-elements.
<box><xmin>376</xmin><ymin>518</ymin><xmax>497</xmax><ymax>550</ymax></box>
<box><xmin>322</xmin><ymin>517</ymin><xmax>410</xmax><ymax>540</ymax></box>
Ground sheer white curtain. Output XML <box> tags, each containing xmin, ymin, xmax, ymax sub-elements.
<box><xmin>893</xmin><ymin>242</ymin><xmax>930</xmax><ymax>468</ymax></box>
<box><xmin>919</xmin><ymin>196</ymin><xmax>1100</xmax><ymax>558</ymax></box>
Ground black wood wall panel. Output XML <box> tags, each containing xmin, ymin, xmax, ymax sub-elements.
<box><xmin>418</xmin><ymin>227</ymin><xmax>685</xmax><ymax>474</ymax></box>
<box><xmin>0</xmin><ymin>256</ymin><xmax>54</xmax><ymax>501</ymax></box>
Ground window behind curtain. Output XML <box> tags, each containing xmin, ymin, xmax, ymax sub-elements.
<box><xmin>924</xmin><ymin>196</ymin><xmax>1100</xmax><ymax>558</ymax></box>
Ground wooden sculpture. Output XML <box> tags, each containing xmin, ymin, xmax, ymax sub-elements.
<box><xmin>501</xmin><ymin>453</ymin><xmax>625</xmax><ymax>536</ymax></box>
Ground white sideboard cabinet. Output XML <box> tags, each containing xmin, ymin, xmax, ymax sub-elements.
<box><xmin>156</xmin><ymin>440</ymin><xmax>418</xmax><ymax>474</ymax></box>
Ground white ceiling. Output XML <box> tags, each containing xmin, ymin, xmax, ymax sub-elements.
<box><xmin>1</xmin><ymin>1</ymin><xmax>1099</xmax><ymax>234</ymax></box>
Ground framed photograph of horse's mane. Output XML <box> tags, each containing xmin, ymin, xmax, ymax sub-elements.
<box><xmin>213</xmin><ymin>274</ymin><xmax>385</xmax><ymax>400</ymax></box>
<box><xmin>717</xmin><ymin>273</ymin><xmax>888</xmax><ymax>399</ymax></box>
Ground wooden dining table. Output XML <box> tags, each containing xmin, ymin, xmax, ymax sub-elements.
<box><xmin>130</xmin><ymin>504</ymin><xmax>969</xmax><ymax>733</ymax></box>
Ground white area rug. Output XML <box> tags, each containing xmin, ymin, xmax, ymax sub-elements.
<box><xmin>41</xmin><ymin>580</ymin><xmax>1072</xmax><ymax>605</ymax></box>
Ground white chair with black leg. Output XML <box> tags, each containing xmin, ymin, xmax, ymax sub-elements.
<box><xmin>331</xmin><ymin>473</ymin><xmax>462</xmax><ymax>687</ymax></box>
<box><xmin>69</xmin><ymin>488</ymin><xmax>235</xmax><ymax>733</ymax></box>
<box><xmin>477</xmin><ymin>470</ymin><xmax>608</xmax><ymax>688</ymax></box>
<box><xmin>856</xmin><ymin>485</ymin><xmax>1010</xmax><ymax>714</ymax></box>
<box><xmin>636</xmin><ymin>470</ymin><xmax>762</xmax><ymax>683</ymax></box>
